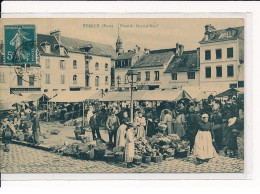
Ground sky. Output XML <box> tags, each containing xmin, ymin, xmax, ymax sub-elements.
<box><xmin>1</xmin><ymin>18</ymin><xmax>244</xmax><ymax>51</ymax></box>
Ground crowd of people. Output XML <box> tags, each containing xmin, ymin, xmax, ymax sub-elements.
<box><xmin>1</xmin><ymin>94</ymin><xmax>244</xmax><ymax>166</ymax></box>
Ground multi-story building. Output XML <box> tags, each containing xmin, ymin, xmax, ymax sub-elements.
<box><xmin>132</xmin><ymin>48</ymin><xmax>176</xmax><ymax>90</ymax></box>
<box><xmin>162</xmin><ymin>44</ymin><xmax>200</xmax><ymax>89</ymax></box>
<box><xmin>38</xmin><ymin>30</ymin><xmax>116</xmax><ymax>96</ymax></box>
<box><xmin>199</xmin><ymin>24</ymin><xmax>244</xmax><ymax>88</ymax></box>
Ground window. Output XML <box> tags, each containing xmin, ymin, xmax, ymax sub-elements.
<box><xmin>171</xmin><ymin>73</ymin><xmax>177</xmax><ymax>80</ymax></box>
<box><xmin>216</xmin><ymin>49</ymin><xmax>222</xmax><ymax>59</ymax></box>
<box><xmin>154</xmin><ymin>71</ymin><xmax>160</xmax><ymax>81</ymax></box>
<box><xmin>73</xmin><ymin>75</ymin><xmax>77</xmax><ymax>84</ymax></box>
<box><xmin>61</xmin><ymin>74</ymin><xmax>65</xmax><ymax>84</ymax></box>
<box><xmin>45</xmin><ymin>58</ymin><xmax>50</xmax><ymax>69</ymax></box>
<box><xmin>105</xmin><ymin>63</ymin><xmax>108</xmax><ymax>71</ymax></box>
<box><xmin>145</xmin><ymin>71</ymin><xmax>150</xmax><ymax>81</ymax></box>
<box><xmin>227</xmin><ymin>65</ymin><xmax>234</xmax><ymax>77</ymax></box>
<box><xmin>60</xmin><ymin>60</ymin><xmax>65</xmax><ymax>70</ymax></box>
<box><xmin>0</xmin><ymin>72</ymin><xmax>5</xmax><ymax>83</ymax></box>
<box><xmin>125</xmin><ymin>74</ymin><xmax>128</xmax><ymax>84</ymax></box>
<box><xmin>17</xmin><ymin>76</ymin><xmax>23</xmax><ymax>86</ymax></box>
<box><xmin>205</xmin><ymin>67</ymin><xmax>211</xmax><ymax>78</ymax></box>
<box><xmin>95</xmin><ymin>62</ymin><xmax>99</xmax><ymax>70</ymax></box>
<box><xmin>187</xmin><ymin>72</ymin><xmax>195</xmax><ymax>79</ymax></box>
<box><xmin>238</xmin><ymin>81</ymin><xmax>244</xmax><ymax>88</ymax></box>
<box><xmin>85</xmin><ymin>75</ymin><xmax>89</xmax><ymax>87</ymax></box>
<box><xmin>95</xmin><ymin>76</ymin><xmax>99</xmax><ymax>87</ymax></box>
<box><xmin>137</xmin><ymin>72</ymin><xmax>141</xmax><ymax>82</ymax></box>
<box><xmin>29</xmin><ymin>76</ymin><xmax>34</xmax><ymax>86</ymax></box>
<box><xmin>61</xmin><ymin>89</ymin><xmax>66</xmax><ymax>92</ymax></box>
<box><xmin>73</xmin><ymin>60</ymin><xmax>77</xmax><ymax>69</ymax></box>
<box><xmin>44</xmin><ymin>89</ymin><xmax>48</xmax><ymax>93</ymax></box>
<box><xmin>105</xmin><ymin>76</ymin><xmax>108</xmax><ymax>85</ymax></box>
<box><xmin>216</xmin><ymin>66</ymin><xmax>222</xmax><ymax>78</ymax></box>
<box><xmin>45</xmin><ymin>45</ymin><xmax>51</xmax><ymax>53</ymax></box>
<box><xmin>205</xmin><ymin>50</ymin><xmax>211</xmax><ymax>60</ymax></box>
<box><xmin>227</xmin><ymin>47</ymin><xmax>233</xmax><ymax>58</ymax></box>
<box><xmin>45</xmin><ymin>74</ymin><xmax>50</xmax><ymax>84</ymax></box>
<box><xmin>230</xmin><ymin>83</ymin><xmax>237</xmax><ymax>88</ymax></box>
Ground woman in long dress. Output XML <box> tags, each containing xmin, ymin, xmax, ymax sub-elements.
<box><xmin>194</xmin><ymin>113</ymin><xmax>218</xmax><ymax>164</ymax></box>
<box><xmin>124</xmin><ymin>123</ymin><xmax>135</xmax><ymax>168</ymax></box>
<box><xmin>134</xmin><ymin>111</ymin><xmax>146</xmax><ymax>139</ymax></box>
<box><xmin>116</xmin><ymin>122</ymin><xmax>127</xmax><ymax>148</ymax></box>
<box><xmin>162</xmin><ymin>110</ymin><xmax>173</xmax><ymax>135</ymax></box>
<box><xmin>174</xmin><ymin>111</ymin><xmax>186</xmax><ymax>138</ymax></box>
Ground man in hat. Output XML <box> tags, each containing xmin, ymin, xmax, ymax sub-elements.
<box><xmin>106</xmin><ymin>111</ymin><xmax>120</xmax><ymax>147</ymax></box>
<box><xmin>2</xmin><ymin>118</ymin><xmax>16</xmax><ymax>152</ymax></box>
<box><xmin>31</xmin><ymin>111</ymin><xmax>40</xmax><ymax>145</ymax></box>
<box><xmin>89</xmin><ymin>110</ymin><xmax>105</xmax><ymax>143</ymax></box>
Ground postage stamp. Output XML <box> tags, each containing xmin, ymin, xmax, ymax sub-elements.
<box><xmin>4</xmin><ymin>25</ymin><xmax>36</xmax><ymax>65</ymax></box>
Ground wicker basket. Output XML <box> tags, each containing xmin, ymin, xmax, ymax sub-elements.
<box><xmin>142</xmin><ymin>156</ymin><xmax>151</xmax><ymax>164</ymax></box>
<box><xmin>115</xmin><ymin>152</ymin><xmax>124</xmax><ymax>162</ymax></box>
<box><xmin>174</xmin><ymin>150</ymin><xmax>188</xmax><ymax>158</ymax></box>
<box><xmin>152</xmin><ymin>155</ymin><xmax>163</xmax><ymax>163</ymax></box>
<box><xmin>94</xmin><ymin>148</ymin><xmax>106</xmax><ymax>159</ymax></box>
<box><xmin>103</xmin><ymin>154</ymin><xmax>115</xmax><ymax>162</ymax></box>
<box><xmin>133</xmin><ymin>155</ymin><xmax>142</xmax><ymax>165</ymax></box>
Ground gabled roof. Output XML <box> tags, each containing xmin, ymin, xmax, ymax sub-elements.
<box><xmin>37</xmin><ymin>34</ymin><xmax>69</xmax><ymax>57</ymax></box>
<box><xmin>132</xmin><ymin>48</ymin><xmax>175</xmax><ymax>68</ymax></box>
<box><xmin>200</xmin><ymin>26</ymin><xmax>244</xmax><ymax>44</ymax></box>
<box><xmin>165</xmin><ymin>50</ymin><xmax>199</xmax><ymax>73</ymax></box>
<box><xmin>59</xmin><ymin>36</ymin><xmax>117</xmax><ymax>59</ymax></box>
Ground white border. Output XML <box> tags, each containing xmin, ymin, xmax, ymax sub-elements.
<box><xmin>0</xmin><ymin>1</ymin><xmax>255</xmax><ymax>181</ymax></box>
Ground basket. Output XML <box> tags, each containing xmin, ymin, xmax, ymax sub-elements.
<box><xmin>152</xmin><ymin>155</ymin><xmax>163</xmax><ymax>163</ymax></box>
<box><xmin>142</xmin><ymin>156</ymin><xmax>151</xmax><ymax>164</ymax></box>
<box><xmin>94</xmin><ymin>148</ymin><xmax>106</xmax><ymax>159</ymax></box>
<box><xmin>103</xmin><ymin>154</ymin><xmax>115</xmax><ymax>162</ymax></box>
<box><xmin>174</xmin><ymin>150</ymin><xmax>188</xmax><ymax>158</ymax></box>
<box><xmin>115</xmin><ymin>152</ymin><xmax>124</xmax><ymax>162</ymax></box>
<box><xmin>133</xmin><ymin>155</ymin><xmax>142</xmax><ymax>165</ymax></box>
<box><xmin>17</xmin><ymin>132</ymin><xmax>25</xmax><ymax>141</ymax></box>
<box><xmin>79</xmin><ymin>149</ymin><xmax>94</xmax><ymax>160</ymax></box>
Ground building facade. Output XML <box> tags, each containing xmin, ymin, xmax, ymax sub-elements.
<box><xmin>162</xmin><ymin>45</ymin><xmax>200</xmax><ymax>89</ymax></box>
<box><xmin>199</xmin><ymin>25</ymin><xmax>244</xmax><ymax>88</ymax></box>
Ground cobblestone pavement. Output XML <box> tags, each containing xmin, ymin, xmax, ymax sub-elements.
<box><xmin>1</xmin><ymin>143</ymin><xmax>244</xmax><ymax>173</ymax></box>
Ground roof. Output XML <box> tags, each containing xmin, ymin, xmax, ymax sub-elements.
<box><xmin>116</xmin><ymin>51</ymin><xmax>137</xmax><ymax>60</ymax></box>
<box><xmin>49</xmin><ymin>91</ymin><xmax>99</xmax><ymax>103</ymax></box>
<box><xmin>60</xmin><ymin>36</ymin><xmax>117</xmax><ymax>59</ymax></box>
<box><xmin>132</xmin><ymin>48</ymin><xmax>175</xmax><ymax>68</ymax></box>
<box><xmin>37</xmin><ymin>34</ymin><xmax>68</xmax><ymax>57</ymax></box>
<box><xmin>200</xmin><ymin>26</ymin><xmax>244</xmax><ymax>44</ymax></box>
<box><xmin>165</xmin><ymin>50</ymin><xmax>199</xmax><ymax>73</ymax></box>
<box><xmin>23</xmin><ymin>93</ymin><xmax>50</xmax><ymax>101</ymax></box>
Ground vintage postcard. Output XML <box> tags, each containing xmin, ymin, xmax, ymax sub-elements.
<box><xmin>0</xmin><ymin>18</ymin><xmax>245</xmax><ymax>175</ymax></box>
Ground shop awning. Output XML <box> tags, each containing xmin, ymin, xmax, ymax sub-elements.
<box><xmin>215</xmin><ymin>88</ymin><xmax>244</xmax><ymax>98</ymax></box>
<box><xmin>49</xmin><ymin>91</ymin><xmax>99</xmax><ymax>103</ymax></box>
<box><xmin>23</xmin><ymin>93</ymin><xmax>50</xmax><ymax>102</ymax></box>
<box><xmin>99</xmin><ymin>89</ymin><xmax>192</xmax><ymax>102</ymax></box>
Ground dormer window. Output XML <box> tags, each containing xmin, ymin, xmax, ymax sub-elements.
<box><xmin>60</xmin><ymin>47</ymin><xmax>65</xmax><ymax>56</ymax></box>
<box><xmin>226</xmin><ymin>28</ymin><xmax>236</xmax><ymax>37</ymax></box>
<box><xmin>45</xmin><ymin>45</ymin><xmax>51</xmax><ymax>53</ymax></box>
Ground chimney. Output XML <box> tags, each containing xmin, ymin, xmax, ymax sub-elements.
<box><xmin>179</xmin><ymin>45</ymin><xmax>184</xmax><ymax>56</ymax></box>
<box><xmin>50</xmin><ymin>30</ymin><xmax>61</xmax><ymax>43</ymax></box>
<box><xmin>176</xmin><ymin>42</ymin><xmax>184</xmax><ymax>56</ymax></box>
<box><xmin>205</xmin><ymin>24</ymin><xmax>215</xmax><ymax>33</ymax></box>
<box><xmin>144</xmin><ymin>48</ymin><xmax>150</xmax><ymax>54</ymax></box>
<box><xmin>196</xmin><ymin>47</ymin><xmax>200</xmax><ymax>68</ymax></box>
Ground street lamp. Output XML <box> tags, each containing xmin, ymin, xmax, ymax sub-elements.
<box><xmin>116</xmin><ymin>76</ymin><xmax>121</xmax><ymax>91</ymax></box>
<box><xmin>126</xmin><ymin>69</ymin><xmax>138</xmax><ymax>122</ymax></box>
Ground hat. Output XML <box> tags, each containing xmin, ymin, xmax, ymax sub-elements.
<box><xmin>228</xmin><ymin>117</ymin><xmax>237</xmax><ymax>127</ymax></box>
<box><xmin>202</xmin><ymin>113</ymin><xmax>209</xmax><ymax>118</ymax></box>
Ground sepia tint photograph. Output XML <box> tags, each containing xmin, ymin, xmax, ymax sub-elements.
<box><xmin>0</xmin><ymin>18</ymin><xmax>244</xmax><ymax>173</ymax></box>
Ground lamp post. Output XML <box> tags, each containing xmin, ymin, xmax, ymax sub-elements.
<box><xmin>116</xmin><ymin>75</ymin><xmax>121</xmax><ymax>91</ymax></box>
<box><xmin>126</xmin><ymin>69</ymin><xmax>138</xmax><ymax>122</ymax></box>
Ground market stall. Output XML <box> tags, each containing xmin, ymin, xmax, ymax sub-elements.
<box><xmin>215</xmin><ymin>88</ymin><xmax>244</xmax><ymax>98</ymax></box>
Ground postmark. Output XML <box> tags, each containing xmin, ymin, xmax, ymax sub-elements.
<box><xmin>4</xmin><ymin>25</ymin><xmax>36</xmax><ymax>65</ymax></box>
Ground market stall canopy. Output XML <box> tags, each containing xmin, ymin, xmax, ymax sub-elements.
<box><xmin>23</xmin><ymin>93</ymin><xmax>50</xmax><ymax>102</ymax></box>
<box><xmin>0</xmin><ymin>102</ymin><xmax>16</xmax><ymax>111</ymax></box>
<box><xmin>0</xmin><ymin>94</ymin><xmax>32</xmax><ymax>111</ymax></box>
<box><xmin>215</xmin><ymin>88</ymin><xmax>244</xmax><ymax>98</ymax></box>
<box><xmin>88</xmin><ymin>90</ymin><xmax>105</xmax><ymax>101</ymax></box>
<box><xmin>49</xmin><ymin>91</ymin><xmax>99</xmax><ymax>103</ymax></box>
<box><xmin>99</xmin><ymin>89</ymin><xmax>192</xmax><ymax>102</ymax></box>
